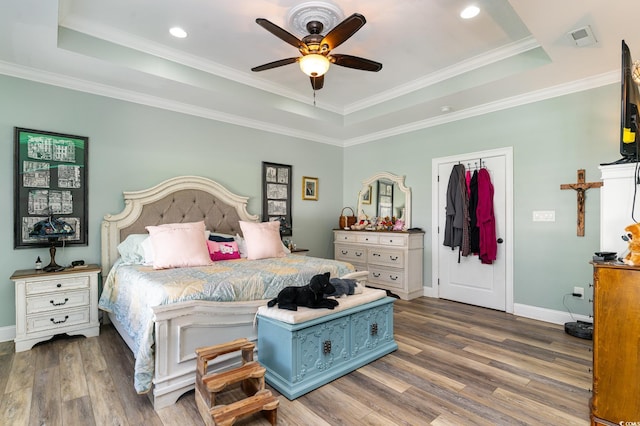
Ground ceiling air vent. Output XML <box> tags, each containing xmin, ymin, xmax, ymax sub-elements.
<box><xmin>567</xmin><ymin>25</ymin><xmax>597</xmax><ymax>47</ymax></box>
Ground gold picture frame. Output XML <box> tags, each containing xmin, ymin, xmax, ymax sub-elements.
<box><xmin>361</xmin><ymin>185</ymin><xmax>372</xmax><ymax>204</ymax></box>
<box><xmin>302</xmin><ymin>176</ymin><xmax>318</xmax><ymax>201</ymax></box>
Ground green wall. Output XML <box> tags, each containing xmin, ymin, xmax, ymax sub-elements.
<box><xmin>344</xmin><ymin>85</ymin><xmax>617</xmax><ymax>316</ymax></box>
<box><xmin>0</xmin><ymin>75</ymin><xmax>344</xmax><ymax>328</ymax></box>
<box><xmin>0</xmin><ymin>74</ymin><xmax>618</xmax><ymax>330</ymax></box>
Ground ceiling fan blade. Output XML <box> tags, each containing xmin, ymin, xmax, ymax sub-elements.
<box><xmin>310</xmin><ymin>75</ymin><xmax>324</xmax><ymax>90</ymax></box>
<box><xmin>256</xmin><ymin>18</ymin><xmax>306</xmax><ymax>50</ymax></box>
<box><xmin>321</xmin><ymin>13</ymin><xmax>366</xmax><ymax>51</ymax></box>
<box><xmin>251</xmin><ymin>57</ymin><xmax>299</xmax><ymax>72</ymax></box>
<box><xmin>331</xmin><ymin>54</ymin><xmax>382</xmax><ymax>72</ymax></box>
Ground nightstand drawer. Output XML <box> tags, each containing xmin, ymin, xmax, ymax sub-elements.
<box><xmin>26</xmin><ymin>276</ymin><xmax>89</xmax><ymax>295</ymax></box>
<box><xmin>26</xmin><ymin>290</ymin><xmax>90</xmax><ymax>314</ymax></box>
<box><xmin>26</xmin><ymin>307</ymin><xmax>90</xmax><ymax>333</ymax></box>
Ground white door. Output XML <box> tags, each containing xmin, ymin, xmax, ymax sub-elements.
<box><xmin>432</xmin><ymin>148</ymin><xmax>513</xmax><ymax>312</ymax></box>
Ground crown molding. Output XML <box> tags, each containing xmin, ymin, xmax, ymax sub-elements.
<box><xmin>343</xmin><ymin>70</ymin><xmax>618</xmax><ymax>146</ymax></box>
<box><xmin>0</xmin><ymin>60</ymin><xmax>617</xmax><ymax>148</ymax></box>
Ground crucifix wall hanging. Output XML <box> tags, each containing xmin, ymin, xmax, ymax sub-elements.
<box><xmin>560</xmin><ymin>169</ymin><xmax>603</xmax><ymax>236</ymax></box>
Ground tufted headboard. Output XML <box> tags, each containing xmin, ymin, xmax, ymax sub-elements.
<box><xmin>101</xmin><ymin>176</ymin><xmax>260</xmax><ymax>276</ymax></box>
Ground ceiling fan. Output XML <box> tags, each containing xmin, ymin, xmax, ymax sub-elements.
<box><xmin>251</xmin><ymin>13</ymin><xmax>382</xmax><ymax>90</ymax></box>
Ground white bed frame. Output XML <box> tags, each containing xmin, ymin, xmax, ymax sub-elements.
<box><xmin>100</xmin><ymin>175</ymin><xmax>366</xmax><ymax>409</ymax></box>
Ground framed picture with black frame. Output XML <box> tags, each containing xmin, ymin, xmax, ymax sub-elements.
<box><xmin>13</xmin><ymin>127</ymin><xmax>89</xmax><ymax>249</ymax></box>
<box><xmin>262</xmin><ymin>161</ymin><xmax>292</xmax><ymax>237</ymax></box>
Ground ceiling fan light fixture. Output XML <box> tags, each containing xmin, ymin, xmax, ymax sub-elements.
<box><xmin>299</xmin><ymin>54</ymin><xmax>330</xmax><ymax>77</ymax></box>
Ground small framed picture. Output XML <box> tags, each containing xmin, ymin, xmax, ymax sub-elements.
<box><xmin>362</xmin><ymin>185</ymin><xmax>372</xmax><ymax>204</ymax></box>
<box><xmin>302</xmin><ymin>176</ymin><xmax>318</xmax><ymax>201</ymax></box>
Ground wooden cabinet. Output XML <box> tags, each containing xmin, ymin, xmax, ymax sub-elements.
<box><xmin>334</xmin><ymin>230</ymin><xmax>424</xmax><ymax>300</ymax></box>
<box><xmin>10</xmin><ymin>265</ymin><xmax>101</xmax><ymax>352</ymax></box>
<box><xmin>257</xmin><ymin>296</ymin><xmax>397</xmax><ymax>400</ymax></box>
<box><xmin>591</xmin><ymin>262</ymin><xmax>640</xmax><ymax>425</ymax></box>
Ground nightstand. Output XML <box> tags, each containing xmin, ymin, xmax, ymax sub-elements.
<box><xmin>290</xmin><ymin>248</ymin><xmax>309</xmax><ymax>256</ymax></box>
<box><xmin>10</xmin><ymin>265</ymin><xmax>101</xmax><ymax>352</ymax></box>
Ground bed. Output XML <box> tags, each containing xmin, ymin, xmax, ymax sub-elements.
<box><xmin>99</xmin><ymin>175</ymin><xmax>361</xmax><ymax>409</ymax></box>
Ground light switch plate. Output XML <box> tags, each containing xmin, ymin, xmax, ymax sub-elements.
<box><xmin>533</xmin><ymin>210</ymin><xmax>555</xmax><ymax>222</ymax></box>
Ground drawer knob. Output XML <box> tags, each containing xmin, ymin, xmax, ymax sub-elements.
<box><xmin>50</xmin><ymin>315</ymin><xmax>69</xmax><ymax>325</ymax></box>
<box><xmin>50</xmin><ymin>298</ymin><xmax>69</xmax><ymax>306</ymax></box>
<box><xmin>390</xmin><ymin>275</ymin><xmax>398</xmax><ymax>281</ymax></box>
<box><xmin>356</xmin><ymin>252</ymin><xmax>362</xmax><ymax>257</ymax></box>
<box><xmin>341</xmin><ymin>250</ymin><xmax>348</xmax><ymax>255</ymax></box>
<box><xmin>373</xmin><ymin>253</ymin><xmax>380</xmax><ymax>257</ymax></box>
<box><xmin>370</xmin><ymin>323</ymin><xmax>378</xmax><ymax>336</ymax></box>
<box><xmin>390</xmin><ymin>256</ymin><xmax>398</xmax><ymax>261</ymax></box>
<box><xmin>323</xmin><ymin>340</ymin><xmax>332</xmax><ymax>355</ymax></box>
<box><xmin>373</xmin><ymin>272</ymin><xmax>381</xmax><ymax>278</ymax></box>
<box><xmin>56</xmin><ymin>283</ymin><xmax>62</xmax><ymax>288</ymax></box>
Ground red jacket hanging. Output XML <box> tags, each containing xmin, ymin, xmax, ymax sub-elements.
<box><xmin>476</xmin><ymin>168</ymin><xmax>497</xmax><ymax>264</ymax></box>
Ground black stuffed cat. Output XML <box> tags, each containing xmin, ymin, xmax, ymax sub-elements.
<box><xmin>267</xmin><ymin>272</ymin><xmax>339</xmax><ymax>311</ymax></box>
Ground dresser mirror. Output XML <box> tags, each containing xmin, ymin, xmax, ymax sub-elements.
<box><xmin>357</xmin><ymin>172</ymin><xmax>411</xmax><ymax>229</ymax></box>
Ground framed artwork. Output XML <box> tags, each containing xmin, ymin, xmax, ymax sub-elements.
<box><xmin>302</xmin><ymin>176</ymin><xmax>318</xmax><ymax>201</ymax></box>
<box><xmin>14</xmin><ymin>127</ymin><xmax>89</xmax><ymax>248</ymax></box>
<box><xmin>361</xmin><ymin>185</ymin><xmax>372</xmax><ymax>204</ymax></box>
<box><xmin>262</xmin><ymin>162</ymin><xmax>292</xmax><ymax>237</ymax></box>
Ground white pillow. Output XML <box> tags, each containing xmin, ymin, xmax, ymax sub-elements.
<box><xmin>145</xmin><ymin>221</ymin><xmax>211</xmax><ymax>269</ymax></box>
<box><xmin>117</xmin><ymin>234</ymin><xmax>148</xmax><ymax>264</ymax></box>
<box><xmin>238</xmin><ymin>221</ymin><xmax>286</xmax><ymax>260</ymax></box>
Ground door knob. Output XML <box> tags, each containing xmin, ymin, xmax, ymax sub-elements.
<box><xmin>497</xmin><ymin>238</ymin><xmax>504</xmax><ymax>244</ymax></box>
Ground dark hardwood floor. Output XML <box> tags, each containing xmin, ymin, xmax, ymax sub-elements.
<box><xmin>0</xmin><ymin>297</ymin><xmax>592</xmax><ymax>425</ymax></box>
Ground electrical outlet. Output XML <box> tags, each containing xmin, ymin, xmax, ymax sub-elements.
<box><xmin>573</xmin><ymin>286</ymin><xmax>584</xmax><ymax>299</ymax></box>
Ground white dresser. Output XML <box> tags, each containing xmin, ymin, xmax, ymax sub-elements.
<box><xmin>10</xmin><ymin>265</ymin><xmax>101</xmax><ymax>352</ymax></box>
<box><xmin>333</xmin><ymin>230</ymin><xmax>424</xmax><ymax>300</ymax></box>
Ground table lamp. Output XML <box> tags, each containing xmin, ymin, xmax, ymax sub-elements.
<box><xmin>29</xmin><ymin>215</ymin><xmax>75</xmax><ymax>272</ymax></box>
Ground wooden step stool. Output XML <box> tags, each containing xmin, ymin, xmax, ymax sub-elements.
<box><xmin>195</xmin><ymin>338</ymin><xmax>279</xmax><ymax>426</ymax></box>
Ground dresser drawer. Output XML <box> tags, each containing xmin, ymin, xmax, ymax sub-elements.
<box><xmin>26</xmin><ymin>290</ymin><xmax>90</xmax><ymax>315</ymax></box>
<box><xmin>26</xmin><ymin>276</ymin><xmax>89</xmax><ymax>295</ymax></box>
<box><xmin>356</xmin><ymin>234</ymin><xmax>379</xmax><ymax>244</ymax></box>
<box><xmin>335</xmin><ymin>244</ymin><xmax>367</xmax><ymax>263</ymax></box>
<box><xmin>368</xmin><ymin>249</ymin><xmax>404</xmax><ymax>268</ymax></box>
<box><xmin>26</xmin><ymin>307</ymin><xmax>90</xmax><ymax>334</ymax></box>
<box><xmin>368</xmin><ymin>266</ymin><xmax>404</xmax><ymax>289</ymax></box>
<box><xmin>379</xmin><ymin>235</ymin><xmax>407</xmax><ymax>247</ymax></box>
<box><xmin>334</xmin><ymin>232</ymin><xmax>357</xmax><ymax>243</ymax></box>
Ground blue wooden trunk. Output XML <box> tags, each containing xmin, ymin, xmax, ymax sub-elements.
<box><xmin>257</xmin><ymin>297</ymin><xmax>397</xmax><ymax>400</ymax></box>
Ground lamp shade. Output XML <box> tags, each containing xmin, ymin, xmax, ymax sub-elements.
<box><xmin>30</xmin><ymin>216</ymin><xmax>75</xmax><ymax>239</ymax></box>
<box><xmin>299</xmin><ymin>54</ymin><xmax>330</xmax><ymax>77</ymax></box>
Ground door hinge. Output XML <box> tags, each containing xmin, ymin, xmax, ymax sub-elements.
<box><xmin>437</xmin><ymin>278</ymin><xmax>440</xmax><ymax>285</ymax></box>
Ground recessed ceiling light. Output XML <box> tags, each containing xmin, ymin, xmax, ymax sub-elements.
<box><xmin>169</xmin><ymin>27</ymin><xmax>187</xmax><ymax>38</ymax></box>
<box><xmin>460</xmin><ymin>5</ymin><xmax>480</xmax><ymax>19</ymax></box>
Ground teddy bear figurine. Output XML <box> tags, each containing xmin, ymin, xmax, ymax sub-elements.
<box><xmin>623</xmin><ymin>222</ymin><xmax>640</xmax><ymax>266</ymax></box>
<box><xmin>350</xmin><ymin>211</ymin><xmax>369</xmax><ymax>230</ymax></box>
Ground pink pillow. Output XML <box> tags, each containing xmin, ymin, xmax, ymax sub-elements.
<box><xmin>239</xmin><ymin>221</ymin><xmax>286</xmax><ymax>260</ymax></box>
<box><xmin>145</xmin><ymin>221</ymin><xmax>211</xmax><ymax>269</ymax></box>
<box><xmin>207</xmin><ymin>240</ymin><xmax>241</xmax><ymax>261</ymax></box>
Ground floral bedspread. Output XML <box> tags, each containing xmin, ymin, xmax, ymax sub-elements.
<box><xmin>98</xmin><ymin>255</ymin><xmax>355</xmax><ymax>393</ymax></box>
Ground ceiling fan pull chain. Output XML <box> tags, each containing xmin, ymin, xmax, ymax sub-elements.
<box><xmin>313</xmin><ymin>89</ymin><xmax>316</xmax><ymax>106</ymax></box>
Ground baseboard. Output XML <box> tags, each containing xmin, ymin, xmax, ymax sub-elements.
<box><xmin>513</xmin><ymin>303</ymin><xmax>591</xmax><ymax>325</ymax></box>
<box><xmin>421</xmin><ymin>286</ymin><xmax>591</xmax><ymax>325</ymax></box>
<box><xmin>0</xmin><ymin>325</ymin><xmax>16</xmax><ymax>343</ymax></box>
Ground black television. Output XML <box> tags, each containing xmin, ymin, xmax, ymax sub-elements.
<box><xmin>619</xmin><ymin>40</ymin><xmax>640</xmax><ymax>162</ymax></box>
